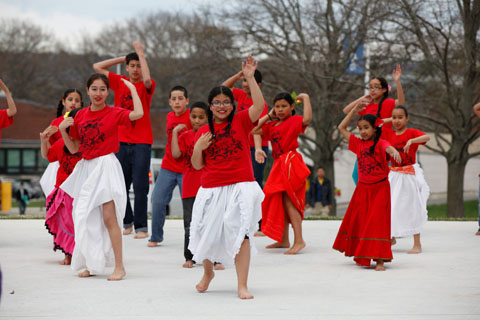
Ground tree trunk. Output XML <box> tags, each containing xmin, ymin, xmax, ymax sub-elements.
<box><xmin>446</xmin><ymin>159</ymin><xmax>468</xmax><ymax>218</ymax></box>
<box><xmin>320</xmin><ymin>154</ymin><xmax>336</xmax><ymax>216</ymax></box>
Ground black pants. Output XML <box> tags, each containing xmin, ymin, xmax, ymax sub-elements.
<box><xmin>182</xmin><ymin>197</ymin><xmax>195</xmax><ymax>261</ymax></box>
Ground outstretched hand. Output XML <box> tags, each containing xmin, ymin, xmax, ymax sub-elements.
<box><xmin>390</xmin><ymin>148</ymin><xmax>402</xmax><ymax>164</ymax></box>
<box><xmin>392</xmin><ymin>64</ymin><xmax>402</xmax><ymax>82</ymax></box>
<box><xmin>241</xmin><ymin>56</ymin><xmax>258</xmax><ymax>79</ymax></box>
<box><xmin>133</xmin><ymin>41</ymin><xmax>144</xmax><ymax>53</ymax></box>
<box><xmin>403</xmin><ymin>139</ymin><xmax>413</xmax><ymax>154</ymax></box>
<box><xmin>255</xmin><ymin>148</ymin><xmax>267</xmax><ymax>164</ymax></box>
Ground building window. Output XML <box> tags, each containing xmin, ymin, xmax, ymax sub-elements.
<box><xmin>0</xmin><ymin>148</ymin><xmax>46</xmax><ymax>175</ymax></box>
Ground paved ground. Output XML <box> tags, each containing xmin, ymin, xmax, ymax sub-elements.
<box><xmin>0</xmin><ymin>219</ymin><xmax>479</xmax><ymax>320</ymax></box>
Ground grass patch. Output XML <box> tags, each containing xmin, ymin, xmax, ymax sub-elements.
<box><xmin>427</xmin><ymin>200</ymin><xmax>478</xmax><ymax>221</ymax></box>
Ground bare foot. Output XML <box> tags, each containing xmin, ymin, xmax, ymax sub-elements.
<box><xmin>183</xmin><ymin>260</ymin><xmax>194</xmax><ymax>268</ymax></box>
<box><xmin>238</xmin><ymin>286</ymin><xmax>254</xmax><ymax>299</ymax></box>
<box><xmin>375</xmin><ymin>260</ymin><xmax>386</xmax><ymax>271</ymax></box>
<box><xmin>408</xmin><ymin>246</ymin><xmax>422</xmax><ymax>254</ymax></box>
<box><xmin>214</xmin><ymin>263</ymin><xmax>225</xmax><ymax>271</ymax></box>
<box><xmin>134</xmin><ymin>231</ymin><xmax>148</xmax><ymax>239</ymax></box>
<box><xmin>123</xmin><ymin>226</ymin><xmax>133</xmax><ymax>235</ymax></box>
<box><xmin>391</xmin><ymin>237</ymin><xmax>396</xmax><ymax>246</ymax></box>
<box><xmin>254</xmin><ymin>231</ymin><xmax>265</xmax><ymax>237</ymax></box>
<box><xmin>78</xmin><ymin>270</ymin><xmax>91</xmax><ymax>278</ymax></box>
<box><xmin>196</xmin><ymin>271</ymin><xmax>215</xmax><ymax>293</ymax></box>
<box><xmin>266</xmin><ymin>241</ymin><xmax>290</xmax><ymax>249</ymax></box>
<box><xmin>147</xmin><ymin>241</ymin><xmax>159</xmax><ymax>247</ymax></box>
<box><xmin>59</xmin><ymin>255</ymin><xmax>71</xmax><ymax>265</ymax></box>
<box><xmin>107</xmin><ymin>267</ymin><xmax>126</xmax><ymax>281</ymax></box>
<box><xmin>284</xmin><ymin>241</ymin><xmax>306</xmax><ymax>255</ymax></box>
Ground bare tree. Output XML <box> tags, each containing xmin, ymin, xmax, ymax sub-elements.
<box><xmin>225</xmin><ymin>0</ymin><xmax>388</xmax><ymax>213</ymax></box>
<box><xmin>383</xmin><ymin>0</ymin><xmax>480</xmax><ymax>217</ymax></box>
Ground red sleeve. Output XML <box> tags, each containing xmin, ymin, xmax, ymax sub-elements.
<box><xmin>108</xmin><ymin>72</ymin><xmax>123</xmax><ymax>92</ymax></box>
<box><xmin>115</xmin><ymin>108</ymin><xmax>132</xmax><ymax>126</ymax></box>
<box><xmin>238</xmin><ymin>109</ymin><xmax>255</xmax><ymax>134</ymax></box>
<box><xmin>232</xmin><ymin>88</ymin><xmax>246</xmax><ymax>102</ymax></box>
<box><xmin>377</xmin><ymin>139</ymin><xmax>391</xmax><ymax>154</ymax></box>
<box><xmin>294</xmin><ymin>115</ymin><xmax>307</xmax><ymax>134</ymax></box>
<box><xmin>383</xmin><ymin>99</ymin><xmax>395</xmax><ymax>118</ymax></box>
<box><xmin>409</xmin><ymin>128</ymin><xmax>427</xmax><ymax>144</ymax></box>
<box><xmin>178</xmin><ymin>131</ymin><xmax>188</xmax><ymax>155</ymax></box>
<box><xmin>47</xmin><ymin>140</ymin><xmax>62</xmax><ymax>162</ymax></box>
<box><xmin>348</xmin><ymin>134</ymin><xmax>361</xmax><ymax>154</ymax></box>
<box><xmin>147</xmin><ymin>78</ymin><xmax>156</xmax><ymax>96</ymax></box>
<box><xmin>0</xmin><ymin>110</ymin><xmax>13</xmax><ymax>129</ymax></box>
<box><xmin>262</xmin><ymin>122</ymin><xmax>272</xmax><ymax>141</ymax></box>
<box><xmin>69</xmin><ymin>121</ymin><xmax>80</xmax><ymax>141</ymax></box>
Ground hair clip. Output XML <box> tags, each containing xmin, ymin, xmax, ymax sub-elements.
<box><xmin>374</xmin><ymin>118</ymin><xmax>384</xmax><ymax>128</ymax></box>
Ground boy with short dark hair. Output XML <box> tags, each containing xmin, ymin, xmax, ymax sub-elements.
<box><xmin>93</xmin><ymin>41</ymin><xmax>155</xmax><ymax>239</ymax></box>
<box><xmin>148</xmin><ymin>86</ymin><xmax>192</xmax><ymax>247</ymax></box>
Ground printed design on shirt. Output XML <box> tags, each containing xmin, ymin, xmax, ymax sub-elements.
<box><xmin>206</xmin><ymin>128</ymin><xmax>243</xmax><ymax>160</ymax></box>
<box><xmin>184</xmin><ymin>144</ymin><xmax>194</xmax><ymax>169</ymax></box>
<box><xmin>270</xmin><ymin>131</ymin><xmax>285</xmax><ymax>159</ymax></box>
<box><xmin>79</xmin><ymin>118</ymin><xmax>105</xmax><ymax>150</ymax></box>
<box><xmin>61</xmin><ymin>152</ymin><xmax>82</xmax><ymax>175</ymax></box>
<box><xmin>168</xmin><ymin>122</ymin><xmax>183</xmax><ymax>136</ymax></box>
<box><xmin>120</xmin><ymin>92</ymin><xmax>133</xmax><ymax>111</ymax></box>
<box><xmin>394</xmin><ymin>145</ymin><xmax>415</xmax><ymax>166</ymax></box>
<box><xmin>357</xmin><ymin>148</ymin><xmax>383</xmax><ymax>176</ymax></box>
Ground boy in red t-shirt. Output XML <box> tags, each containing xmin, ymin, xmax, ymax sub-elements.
<box><xmin>148</xmin><ymin>86</ymin><xmax>192</xmax><ymax>247</ymax></box>
<box><xmin>222</xmin><ymin>68</ymin><xmax>269</xmax><ymax>236</ymax></box>
<box><xmin>0</xmin><ymin>79</ymin><xmax>17</xmax><ymax>143</ymax></box>
<box><xmin>93</xmin><ymin>41</ymin><xmax>155</xmax><ymax>239</ymax></box>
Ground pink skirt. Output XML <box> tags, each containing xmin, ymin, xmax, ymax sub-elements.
<box><xmin>45</xmin><ymin>187</ymin><xmax>75</xmax><ymax>256</ymax></box>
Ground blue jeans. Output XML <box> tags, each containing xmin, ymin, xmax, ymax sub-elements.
<box><xmin>251</xmin><ymin>146</ymin><xmax>269</xmax><ymax>231</ymax></box>
<box><xmin>116</xmin><ymin>143</ymin><xmax>151</xmax><ymax>233</ymax></box>
<box><xmin>150</xmin><ymin>168</ymin><xmax>182</xmax><ymax>242</ymax></box>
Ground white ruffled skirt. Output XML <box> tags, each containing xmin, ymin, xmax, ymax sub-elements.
<box><xmin>188</xmin><ymin>181</ymin><xmax>264</xmax><ymax>266</ymax></box>
<box><xmin>40</xmin><ymin>161</ymin><xmax>60</xmax><ymax>197</ymax></box>
<box><xmin>61</xmin><ymin>153</ymin><xmax>126</xmax><ymax>274</ymax></box>
<box><xmin>389</xmin><ymin>164</ymin><xmax>430</xmax><ymax>237</ymax></box>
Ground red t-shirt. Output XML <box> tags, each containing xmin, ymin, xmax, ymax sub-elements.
<box><xmin>349</xmin><ymin>134</ymin><xmax>391</xmax><ymax>184</ymax></box>
<box><xmin>161</xmin><ymin>110</ymin><xmax>192</xmax><ymax>173</ymax></box>
<box><xmin>195</xmin><ymin>110</ymin><xmax>256</xmax><ymax>188</ymax></box>
<box><xmin>232</xmin><ymin>88</ymin><xmax>269</xmax><ymax>147</ymax></box>
<box><xmin>47</xmin><ymin>139</ymin><xmax>82</xmax><ymax>187</ymax></box>
<box><xmin>178</xmin><ymin>129</ymin><xmax>202</xmax><ymax>199</ymax></box>
<box><xmin>108</xmin><ymin>72</ymin><xmax>156</xmax><ymax>144</ymax></box>
<box><xmin>358</xmin><ymin>98</ymin><xmax>395</xmax><ymax>134</ymax></box>
<box><xmin>0</xmin><ymin>109</ymin><xmax>14</xmax><ymax>142</ymax></box>
<box><xmin>69</xmin><ymin>105</ymin><xmax>131</xmax><ymax>160</ymax></box>
<box><xmin>262</xmin><ymin>115</ymin><xmax>306</xmax><ymax>160</ymax></box>
<box><xmin>385</xmin><ymin>128</ymin><xmax>426</xmax><ymax>167</ymax></box>
<box><xmin>49</xmin><ymin>116</ymin><xmax>64</xmax><ymax>145</ymax></box>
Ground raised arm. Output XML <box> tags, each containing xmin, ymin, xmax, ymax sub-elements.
<box><xmin>59</xmin><ymin>118</ymin><xmax>80</xmax><ymax>154</ymax></box>
<box><xmin>93</xmin><ymin>56</ymin><xmax>126</xmax><ymax>77</ymax></box>
<box><xmin>132</xmin><ymin>41</ymin><xmax>152</xmax><ymax>89</ymax></box>
<box><xmin>243</xmin><ymin>57</ymin><xmax>265</xmax><ymax>123</ymax></box>
<box><xmin>191</xmin><ymin>132</ymin><xmax>213</xmax><ymax>170</ymax></box>
<box><xmin>222</xmin><ymin>70</ymin><xmax>243</xmax><ymax>89</ymax></box>
<box><xmin>297</xmin><ymin>93</ymin><xmax>312</xmax><ymax>126</ymax></box>
<box><xmin>392</xmin><ymin>64</ymin><xmax>405</xmax><ymax>106</ymax></box>
<box><xmin>121</xmin><ymin>79</ymin><xmax>144</xmax><ymax>121</ymax></box>
<box><xmin>0</xmin><ymin>79</ymin><xmax>17</xmax><ymax>117</ymax></box>
<box><xmin>338</xmin><ymin>102</ymin><xmax>364</xmax><ymax>140</ymax></box>
<box><xmin>39</xmin><ymin>126</ymin><xmax>57</xmax><ymax>159</ymax></box>
<box><xmin>343</xmin><ymin>94</ymin><xmax>371</xmax><ymax>114</ymax></box>
<box><xmin>171</xmin><ymin>124</ymin><xmax>187</xmax><ymax>159</ymax></box>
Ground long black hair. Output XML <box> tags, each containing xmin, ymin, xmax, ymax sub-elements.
<box><xmin>63</xmin><ymin>107</ymin><xmax>83</xmax><ymax>154</ymax></box>
<box><xmin>358</xmin><ymin>113</ymin><xmax>382</xmax><ymax>154</ymax></box>
<box><xmin>273</xmin><ymin>92</ymin><xmax>296</xmax><ymax>115</ymax></box>
<box><xmin>370</xmin><ymin>77</ymin><xmax>389</xmax><ymax>118</ymax></box>
<box><xmin>393</xmin><ymin>105</ymin><xmax>408</xmax><ymax>117</ymax></box>
<box><xmin>206</xmin><ymin>86</ymin><xmax>236</xmax><ymax>139</ymax></box>
<box><xmin>57</xmin><ymin>89</ymin><xmax>83</xmax><ymax>117</ymax></box>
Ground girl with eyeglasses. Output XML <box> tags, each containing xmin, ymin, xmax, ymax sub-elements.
<box><xmin>251</xmin><ymin>92</ymin><xmax>312</xmax><ymax>255</ymax></box>
<box><xmin>189</xmin><ymin>56</ymin><xmax>265</xmax><ymax>299</ymax></box>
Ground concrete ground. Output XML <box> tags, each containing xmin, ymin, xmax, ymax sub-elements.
<box><xmin>0</xmin><ymin>219</ymin><xmax>479</xmax><ymax>320</ymax></box>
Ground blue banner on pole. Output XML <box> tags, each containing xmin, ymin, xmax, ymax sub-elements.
<box><xmin>344</xmin><ymin>39</ymin><xmax>364</xmax><ymax>74</ymax></box>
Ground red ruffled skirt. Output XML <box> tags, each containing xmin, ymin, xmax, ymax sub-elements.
<box><xmin>333</xmin><ymin>179</ymin><xmax>392</xmax><ymax>266</ymax></box>
<box><xmin>45</xmin><ymin>187</ymin><xmax>75</xmax><ymax>256</ymax></box>
<box><xmin>262</xmin><ymin>151</ymin><xmax>310</xmax><ymax>242</ymax></box>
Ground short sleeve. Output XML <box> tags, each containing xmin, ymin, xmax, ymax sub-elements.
<box><xmin>147</xmin><ymin>78</ymin><xmax>156</xmax><ymax>96</ymax></box>
<box><xmin>115</xmin><ymin>108</ymin><xmax>132</xmax><ymax>126</ymax></box>
<box><xmin>238</xmin><ymin>109</ymin><xmax>255</xmax><ymax>133</ymax></box>
<box><xmin>377</xmin><ymin>139</ymin><xmax>391</xmax><ymax>155</ymax></box>
<box><xmin>0</xmin><ymin>110</ymin><xmax>13</xmax><ymax>129</ymax></box>
<box><xmin>69</xmin><ymin>121</ymin><xmax>80</xmax><ymax>141</ymax></box>
<box><xmin>293</xmin><ymin>115</ymin><xmax>307</xmax><ymax>134</ymax></box>
<box><xmin>382</xmin><ymin>99</ymin><xmax>395</xmax><ymax>118</ymax></box>
<box><xmin>410</xmin><ymin>128</ymin><xmax>427</xmax><ymax>144</ymax></box>
<box><xmin>348</xmin><ymin>134</ymin><xmax>361</xmax><ymax>154</ymax></box>
<box><xmin>47</xmin><ymin>141</ymin><xmax>61</xmax><ymax>162</ymax></box>
<box><xmin>108</xmin><ymin>72</ymin><xmax>123</xmax><ymax>92</ymax></box>
<box><xmin>262</xmin><ymin>122</ymin><xmax>272</xmax><ymax>141</ymax></box>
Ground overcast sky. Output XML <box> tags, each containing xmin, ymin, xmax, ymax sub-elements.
<box><xmin>0</xmin><ymin>0</ymin><xmax>221</xmax><ymax>49</ymax></box>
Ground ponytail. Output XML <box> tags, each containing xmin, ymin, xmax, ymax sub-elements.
<box><xmin>56</xmin><ymin>100</ymin><xmax>64</xmax><ymax>117</ymax></box>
